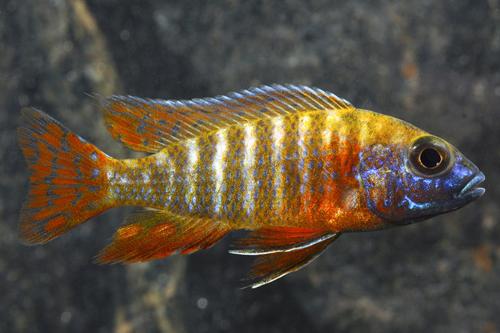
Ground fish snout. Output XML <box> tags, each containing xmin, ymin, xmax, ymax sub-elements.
<box><xmin>457</xmin><ymin>171</ymin><xmax>486</xmax><ymax>201</ymax></box>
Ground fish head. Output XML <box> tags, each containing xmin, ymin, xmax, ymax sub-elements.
<box><xmin>358</xmin><ymin>134</ymin><xmax>485</xmax><ymax>225</ymax></box>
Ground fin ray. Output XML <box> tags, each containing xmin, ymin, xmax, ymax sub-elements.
<box><xmin>18</xmin><ymin>108</ymin><xmax>113</xmax><ymax>244</ymax></box>
<box><xmin>102</xmin><ymin>85</ymin><xmax>353</xmax><ymax>152</ymax></box>
<box><xmin>96</xmin><ymin>209</ymin><xmax>230</xmax><ymax>263</ymax></box>
<box><xmin>230</xmin><ymin>227</ymin><xmax>337</xmax><ymax>255</ymax></box>
<box><xmin>244</xmin><ymin>233</ymin><xmax>340</xmax><ymax>289</ymax></box>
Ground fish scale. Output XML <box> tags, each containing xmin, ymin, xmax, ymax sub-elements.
<box><xmin>107</xmin><ymin>110</ymin><xmax>362</xmax><ymax>229</ymax></box>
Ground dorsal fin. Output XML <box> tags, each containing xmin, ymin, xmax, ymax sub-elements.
<box><xmin>102</xmin><ymin>84</ymin><xmax>353</xmax><ymax>153</ymax></box>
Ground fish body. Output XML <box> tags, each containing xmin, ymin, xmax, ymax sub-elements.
<box><xmin>108</xmin><ymin>107</ymin><xmax>422</xmax><ymax>232</ymax></box>
<box><xmin>17</xmin><ymin>85</ymin><xmax>485</xmax><ymax>287</ymax></box>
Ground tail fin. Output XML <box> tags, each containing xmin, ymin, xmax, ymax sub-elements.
<box><xmin>17</xmin><ymin>108</ymin><xmax>114</xmax><ymax>244</ymax></box>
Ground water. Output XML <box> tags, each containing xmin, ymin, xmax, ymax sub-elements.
<box><xmin>0</xmin><ymin>1</ymin><xmax>499</xmax><ymax>332</ymax></box>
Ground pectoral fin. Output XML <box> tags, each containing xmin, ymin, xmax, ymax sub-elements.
<box><xmin>241</xmin><ymin>233</ymin><xmax>340</xmax><ymax>289</ymax></box>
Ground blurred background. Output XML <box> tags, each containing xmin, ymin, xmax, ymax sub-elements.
<box><xmin>0</xmin><ymin>0</ymin><xmax>499</xmax><ymax>332</ymax></box>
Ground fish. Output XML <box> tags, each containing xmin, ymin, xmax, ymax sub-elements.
<box><xmin>17</xmin><ymin>84</ymin><xmax>486</xmax><ymax>288</ymax></box>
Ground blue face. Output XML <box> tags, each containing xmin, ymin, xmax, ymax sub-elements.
<box><xmin>358</xmin><ymin>136</ymin><xmax>485</xmax><ymax>224</ymax></box>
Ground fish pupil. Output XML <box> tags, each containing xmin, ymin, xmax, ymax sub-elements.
<box><xmin>419</xmin><ymin>148</ymin><xmax>442</xmax><ymax>169</ymax></box>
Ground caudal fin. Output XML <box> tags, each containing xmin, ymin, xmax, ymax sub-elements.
<box><xmin>17</xmin><ymin>108</ymin><xmax>113</xmax><ymax>244</ymax></box>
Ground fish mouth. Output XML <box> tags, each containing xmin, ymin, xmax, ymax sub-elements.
<box><xmin>458</xmin><ymin>172</ymin><xmax>486</xmax><ymax>200</ymax></box>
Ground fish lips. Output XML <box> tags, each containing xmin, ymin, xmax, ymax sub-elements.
<box><xmin>456</xmin><ymin>171</ymin><xmax>486</xmax><ymax>203</ymax></box>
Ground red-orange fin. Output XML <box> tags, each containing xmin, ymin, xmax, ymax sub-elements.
<box><xmin>229</xmin><ymin>226</ymin><xmax>335</xmax><ymax>255</ymax></box>
<box><xmin>17</xmin><ymin>108</ymin><xmax>113</xmax><ymax>244</ymax></box>
<box><xmin>96</xmin><ymin>209</ymin><xmax>230</xmax><ymax>263</ymax></box>
<box><xmin>244</xmin><ymin>233</ymin><xmax>340</xmax><ymax>289</ymax></box>
<box><xmin>101</xmin><ymin>85</ymin><xmax>353</xmax><ymax>153</ymax></box>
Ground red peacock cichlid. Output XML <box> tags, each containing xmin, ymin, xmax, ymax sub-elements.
<box><xmin>17</xmin><ymin>85</ymin><xmax>485</xmax><ymax>288</ymax></box>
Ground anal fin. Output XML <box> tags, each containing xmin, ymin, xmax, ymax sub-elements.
<box><xmin>96</xmin><ymin>209</ymin><xmax>230</xmax><ymax>263</ymax></box>
<box><xmin>243</xmin><ymin>233</ymin><xmax>340</xmax><ymax>289</ymax></box>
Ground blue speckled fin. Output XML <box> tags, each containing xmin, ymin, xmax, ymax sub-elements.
<box><xmin>102</xmin><ymin>84</ymin><xmax>353</xmax><ymax>153</ymax></box>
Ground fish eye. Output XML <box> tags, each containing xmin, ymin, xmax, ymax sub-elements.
<box><xmin>409</xmin><ymin>136</ymin><xmax>452</xmax><ymax>176</ymax></box>
<box><xmin>419</xmin><ymin>148</ymin><xmax>442</xmax><ymax>169</ymax></box>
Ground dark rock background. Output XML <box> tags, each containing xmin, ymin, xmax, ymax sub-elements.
<box><xmin>1</xmin><ymin>0</ymin><xmax>499</xmax><ymax>332</ymax></box>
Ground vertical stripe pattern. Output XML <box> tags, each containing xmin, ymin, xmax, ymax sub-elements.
<box><xmin>243</xmin><ymin>123</ymin><xmax>256</xmax><ymax>217</ymax></box>
<box><xmin>213</xmin><ymin>129</ymin><xmax>227</xmax><ymax>215</ymax></box>
<box><xmin>272</xmin><ymin>116</ymin><xmax>285</xmax><ymax>211</ymax></box>
<box><xmin>298</xmin><ymin>114</ymin><xmax>311</xmax><ymax>196</ymax></box>
<box><xmin>185</xmin><ymin>138</ymin><xmax>199</xmax><ymax>212</ymax></box>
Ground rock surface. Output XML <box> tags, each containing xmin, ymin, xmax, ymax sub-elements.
<box><xmin>1</xmin><ymin>0</ymin><xmax>499</xmax><ymax>332</ymax></box>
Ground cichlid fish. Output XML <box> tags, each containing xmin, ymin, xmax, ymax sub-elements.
<box><xmin>17</xmin><ymin>85</ymin><xmax>485</xmax><ymax>288</ymax></box>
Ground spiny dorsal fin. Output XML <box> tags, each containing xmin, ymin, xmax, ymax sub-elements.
<box><xmin>102</xmin><ymin>84</ymin><xmax>353</xmax><ymax>153</ymax></box>
<box><xmin>243</xmin><ymin>233</ymin><xmax>340</xmax><ymax>289</ymax></box>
